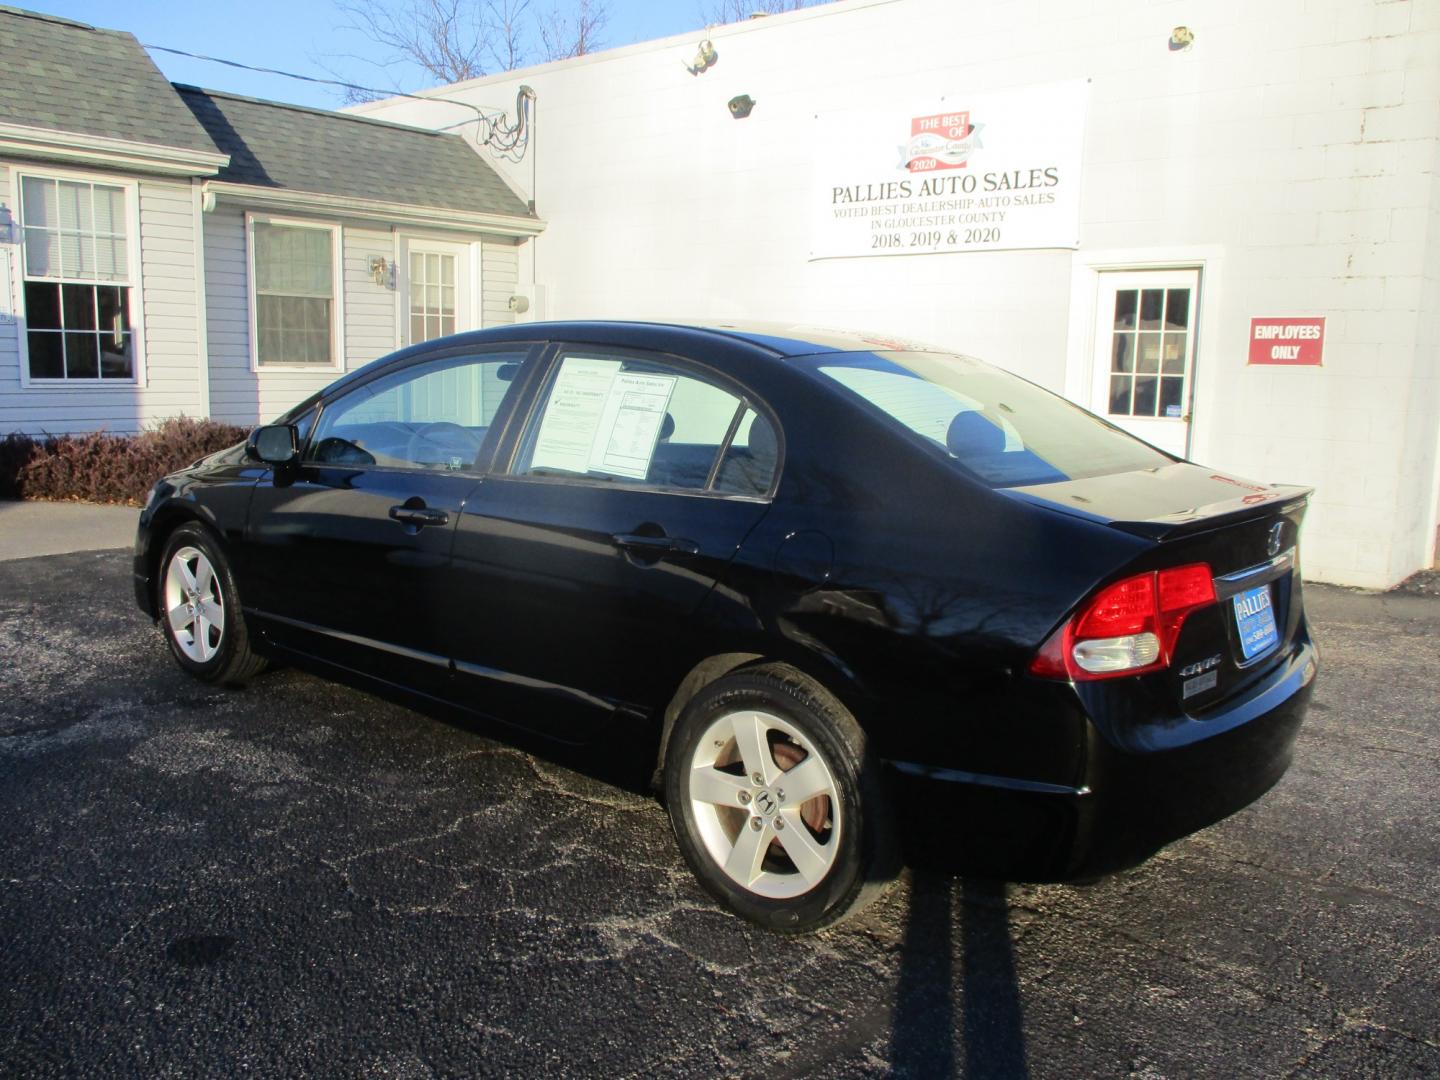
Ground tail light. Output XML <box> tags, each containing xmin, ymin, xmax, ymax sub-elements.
<box><xmin>1028</xmin><ymin>563</ymin><xmax>1217</xmax><ymax>681</ymax></box>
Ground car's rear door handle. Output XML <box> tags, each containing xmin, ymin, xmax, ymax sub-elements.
<box><xmin>389</xmin><ymin>505</ymin><xmax>450</xmax><ymax>527</ymax></box>
<box><xmin>611</xmin><ymin>532</ymin><xmax>700</xmax><ymax>557</ymax></box>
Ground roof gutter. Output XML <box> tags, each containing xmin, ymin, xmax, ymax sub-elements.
<box><xmin>0</xmin><ymin>122</ymin><xmax>230</xmax><ymax>176</ymax></box>
<box><xmin>203</xmin><ymin>181</ymin><xmax>545</xmax><ymax>237</ymax></box>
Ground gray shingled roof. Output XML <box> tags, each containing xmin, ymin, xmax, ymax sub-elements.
<box><xmin>0</xmin><ymin>6</ymin><xmax>218</xmax><ymax>154</ymax></box>
<box><xmin>175</xmin><ymin>86</ymin><xmax>533</xmax><ymax>219</ymax></box>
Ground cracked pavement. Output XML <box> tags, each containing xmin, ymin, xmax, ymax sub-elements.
<box><xmin>1</xmin><ymin>551</ymin><xmax>1436</xmax><ymax>1078</ymax></box>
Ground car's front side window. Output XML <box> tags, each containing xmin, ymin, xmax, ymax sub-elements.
<box><xmin>511</xmin><ymin>351</ymin><xmax>776</xmax><ymax>495</ymax></box>
<box><xmin>307</xmin><ymin>350</ymin><xmax>529</xmax><ymax>471</ymax></box>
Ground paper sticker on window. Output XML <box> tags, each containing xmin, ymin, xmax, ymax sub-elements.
<box><xmin>590</xmin><ymin>372</ymin><xmax>677</xmax><ymax>479</ymax></box>
<box><xmin>530</xmin><ymin>358</ymin><xmax>678</xmax><ymax>480</ymax></box>
<box><xmin>1165</xmin><ymin>403</ymin><xmax>1182</xmax><ymax>418</ymax></box>
<box><xmin>530</xmin><ymin>357</ymin><xmax>624</xmax><ymax>474</ymax></box>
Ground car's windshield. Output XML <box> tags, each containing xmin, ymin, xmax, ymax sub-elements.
<box><xmin>803</xmin><ymin>351</ymin><xmax>1171</xmax><ymax>487</ymax></box>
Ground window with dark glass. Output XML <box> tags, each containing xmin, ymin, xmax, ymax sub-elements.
<box><xmin>808</xmin><ymin>351</ymin><xmax>1170</xmax><ymax>487</ymax></box>
<box><xmin>307</xmin><ymin>351</ymin><xmax>528</xmax><ymax>470</ymax></box>
<box><xmin>1107</xmin><ymin>287</ymin><xmax>1191</xmax><ymax>419</ymax></box>
<box><xmin>20</xmin><ymin>176</ymin><xmax>134</xmax><ymax>381</ymax></box>
<box><xmin>512</xmin><ymin>353</ymin><xmax>778</xmax><ymax>496</ymax></box>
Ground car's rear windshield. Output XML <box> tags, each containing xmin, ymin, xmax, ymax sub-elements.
<box><xmin>802</xmin><ymin>351</ymin><xmax>1170</xmax><ymax>487</ymax></box>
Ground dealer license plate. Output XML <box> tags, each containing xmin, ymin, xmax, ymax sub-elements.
<box><xmin>1233</xmin><ymin>583</ymin><xmax>1278</xmax><ymax>661</ymax></box>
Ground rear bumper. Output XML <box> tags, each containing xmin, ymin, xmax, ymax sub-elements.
<box><xmin>888</xmin><ymin>636</ymin><xmax>1317</xmax><ymax>880</ymax></box>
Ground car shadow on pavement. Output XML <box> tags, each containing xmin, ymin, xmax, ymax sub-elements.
<box><xmin>889</xmin><ymin>872</ymin><xmax>1029</xmax><ymax>1078</ymax></box>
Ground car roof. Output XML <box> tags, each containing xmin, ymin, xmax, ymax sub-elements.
<box><xmin>647</xmin><ymin>320</ymin><xmax>947</xmax><ymax>357</ymax></box>
<box><xmin>291</xmin><ymin>319</ymin><xmax>949</xmax><ymax>416</ymax></box>
<box><xmin>428</xmin><ymin>320</ymin><xmax>947</xmax><ymax>358</ymax></box>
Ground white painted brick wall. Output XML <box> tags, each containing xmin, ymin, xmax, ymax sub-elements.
<box><xmin>357</xmin><ymin>0</ymin><xmax>1440</xmax><ymax>587</ymax></box>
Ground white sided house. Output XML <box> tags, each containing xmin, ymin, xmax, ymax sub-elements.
<box><xmin>0</xmin><ymin>7</ymin><xmax>539</xmax><ymax>436</ymax></box>
<box><xmin>351</xmin><ymin>0</ymin><xmax>1440</xmax><ymax>590</ymax></box>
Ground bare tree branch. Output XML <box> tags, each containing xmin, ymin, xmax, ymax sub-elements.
<box><xmin>538</xmin><ymin>0</ymin><xmax>609</xmax><ymax>61</ymax></box>
<box><xmin>327</xmin><ymin>0</ymin><xmax>610</xmax><ymax>93</ymax></box>
<box><xmin>333</xmin><ymin>0</ymin><xmax>489</xmax><ymax>84</ymax></box>
<box><xmin>698</xmin><ymin>0</ymin><xmax>820</xmax><ymax>27</ymax></box>
<box><xmin>483</xmin><ymin>0</ymin><xmax>532</xmax><ymax>74</ymax></box>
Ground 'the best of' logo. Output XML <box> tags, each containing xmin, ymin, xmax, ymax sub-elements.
<box><xmin>901</xmin><ymin>111</ymin><xmax>984</xmax><ymax>172</ymax></box>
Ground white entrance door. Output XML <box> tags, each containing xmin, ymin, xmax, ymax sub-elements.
<box><xmin>1090</xmin><ymin>269</ymin><xmax>1200</xmax><ymax>458</ymax></box>
<box><xmin>402</xmin><ymin>239</ymin><xmax>473</xmax><ymax>346</ymax></box>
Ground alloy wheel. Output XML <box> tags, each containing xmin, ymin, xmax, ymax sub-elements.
<box><xmin>686</xmin><ymin>709</ymin><xmax>842</xmax><ymax>899</ymax></box>
<box><xmin>164</xmin><ymin>545</ymin><xmax>225</xmax><ymax>663</ymax></box>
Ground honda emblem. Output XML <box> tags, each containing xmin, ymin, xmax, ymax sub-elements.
<box><xmin>1267</xmin><ymin>522</ymin><xmax>1284</xmax><ymax>557</ymax></box>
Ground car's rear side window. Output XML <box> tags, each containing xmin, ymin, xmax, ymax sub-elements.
<box><xmin>511</xmin><ymin>352</ymin><xmax>777</xmax><ymax>496</ymax></box>
<box><xmin>712</xmin><ymin>409</ymin><xmax>778</xmax><ymax>497</ymax></box>
<box><xmin>805</xmin><ymin>351</ymin><xmax>1170</xmax><ymax>486</ymax></box>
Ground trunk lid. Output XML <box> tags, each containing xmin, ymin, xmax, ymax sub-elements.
<box><xmin>1002</xmin><ymin>462</ymin><xmax>1311</xmax><ymax>544</ymax></box>
<box><xmin>1006</xmin><ymin>463</ymin><xmax>1313</xmax><ymax>712</ymax></box>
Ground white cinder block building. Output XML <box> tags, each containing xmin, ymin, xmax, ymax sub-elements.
<box><xmin>355</xmin><ymin>0</ymin><xmax>1440</xmax><ymax>590</ymax></box>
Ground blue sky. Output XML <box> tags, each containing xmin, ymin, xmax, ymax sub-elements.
<box><xmin>22</xmin><ymin>1</ymin><xmax>708</xmax><ymax>108</ymax></box>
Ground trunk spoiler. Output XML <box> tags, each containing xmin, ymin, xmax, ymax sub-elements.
<box><xmin>1105</xmin><ymin>487</ymin><xmax>1312</xmax><ymax>541</ymax></box>
<box><xmin>1001</xmin><ymin>465</ymin><xmax>1313</xmax><ymax>543</ymax></box>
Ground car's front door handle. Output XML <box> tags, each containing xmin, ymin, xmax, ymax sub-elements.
<box><xmin>389</xmin><ymin>505</ymin><xmax>450</xmax><ymax>527</ymax></box>
<box><xmin>611</xmin><ymin>532</ymin><xmax>701</xmax><ymax>557</ymax></box>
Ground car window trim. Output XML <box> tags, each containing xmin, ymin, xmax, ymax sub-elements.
<box><xmin>495</xmin><ymin>342</ymin><xmax>784</xmax><ymax>501</ymax></box>
<box><xmin>299</xmin><ymin>341</ymin><xmax>546</xmax><ymax>476</ymax></box>
<box><xmin>703</xmin><ymin>401</ymin><xmax>748</xmax><ymax>492</ymax></box>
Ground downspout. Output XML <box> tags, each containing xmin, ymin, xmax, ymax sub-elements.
<box><xmin>191</xmin><ymin>179</ymin><xmax>211</xmax><ymax>419</ymax></box>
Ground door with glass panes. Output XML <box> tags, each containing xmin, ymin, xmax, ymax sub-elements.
<box><xmin>402</xmin><ymin>239</ymin><xmax>473</xmax><ymax>345</ymax></box>
<box><xmin>1090</xmin><ymin>269</ymin><xmax>1200</xmax><ymax>458</ymax></box>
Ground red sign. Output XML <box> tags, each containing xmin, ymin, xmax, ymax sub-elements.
<box><xmin>903</xmin><ymin>111</ymin><xmax>976</xmax><ymax>173</ymax></box>
<box><xmin>1248</xmin><ymin>317</ymin><xmax>1324</xmax><ymax>366</ymax></box>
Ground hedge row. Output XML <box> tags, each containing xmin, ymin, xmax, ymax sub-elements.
<box><xmin>0</xmin><ymin>418</ymin><xmax>249</xmax><ymax>506</ymax></box>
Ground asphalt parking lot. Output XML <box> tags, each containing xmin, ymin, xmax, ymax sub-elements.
<box><xmin>2</xmin><ymin>547</ymin><xmax>1437</xmax><ymax>1078</ymax></box>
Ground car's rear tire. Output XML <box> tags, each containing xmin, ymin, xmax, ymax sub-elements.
<box><xmin>663</xmin><ymin>663</ymin><xmax>898</xmax><ymax>933</ymax></box>
<box><xmin>158</xmin><ymin>522</ymin><xmax>266</xmax><ymax>686</ymax></box>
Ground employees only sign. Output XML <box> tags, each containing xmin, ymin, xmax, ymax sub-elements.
<box><xmin>1248</xmin><ymin>318</ymin><xmax>1325</xmax><ymax>366</ymax></box>
<box><xmin>810</xmin><ymin>81</ymin><xmax>1087</xmax><ymax>259</ymax></box>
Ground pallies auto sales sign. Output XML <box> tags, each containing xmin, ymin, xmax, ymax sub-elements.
<box><xmin>810</xmin><ymin>81</ymin><xmax>1087</xmax><ymax>259</ymax></box>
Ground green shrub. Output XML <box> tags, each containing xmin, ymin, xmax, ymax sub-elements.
<box><xmin>0</xmin><ymin>432</ymin><xmax>41</xmax><ymax>500</ymax></box>
<box><xmin>1</xmin><ymin>418</ymin><xmax>248</xmax><ymax>506</ymax></box>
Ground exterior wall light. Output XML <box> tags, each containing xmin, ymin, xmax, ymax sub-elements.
<box><xmin>728</xmin><ymin>94</ymin><xmax>756</xmax><ymax>119</ymax></box>
<box><xmin>368</xmin><ymin>256</ymin><xmax>394</xmax><ymax>288</ymax></box>
<box><xmin>687</xmin><ymin>39</ymin><xmax>718</xmax><ymax>75</ymax></box>
<box><xmin>1169</xmin><ymin>26</ymin><xmax>1194</xmax><ymax>51</ymax></box>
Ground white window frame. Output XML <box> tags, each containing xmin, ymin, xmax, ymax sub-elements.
<box><xmin>245</xmin><ymin>211</ymin><xmax>344</xmax><ymax>373</ymax></box>
<box><xmin>11</xmin><ymin>165</ymin><xmax>147</xmax><ymax>390</ymax></box>
<box><xmin>1063</xmin><ymin>245</ymin><xmax>1226</xmax><ymax>465</ymax></box>
<box><xmin>398</xmin><ymin>233</ymin><xmax>481</xmax><ymax>348</ymax></box>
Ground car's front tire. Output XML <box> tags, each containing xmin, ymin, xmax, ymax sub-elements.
<box><xmin>158</xmin><ymin>522</ymin><xmax>266</xmax><ymax>686</ymax></box>
<box><xmin>663</xmin><ymin>663</ymin><xmax>898</xmax><ymax>932</ymax></box>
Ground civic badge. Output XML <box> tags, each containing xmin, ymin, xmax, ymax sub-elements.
<box><xmin>1267</xmin><ymin>521</ymin><xmax>1285</xmax><ymax>557</ymax></box>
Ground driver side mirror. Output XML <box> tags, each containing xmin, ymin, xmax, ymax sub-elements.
<box><xmin>247</xmin><ymin>424</ymin><xmax>298</xmax><ymax>465</ymax></box>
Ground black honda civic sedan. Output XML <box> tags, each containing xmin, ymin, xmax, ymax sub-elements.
<box><xmin>135</xmin><ymin>321</ymin><xmax>1317</xmax><ymax>931</ymax></box>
